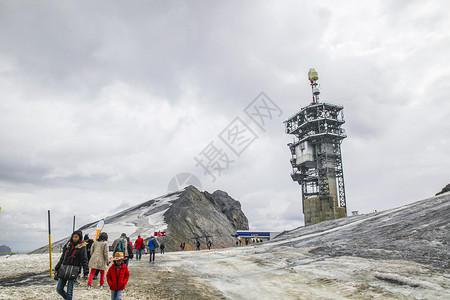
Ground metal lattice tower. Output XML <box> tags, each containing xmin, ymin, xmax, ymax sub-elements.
<box><xmin>284</xmin><ymin>69</ymin><xmax>347</xmax><ymax>225</ymax></box>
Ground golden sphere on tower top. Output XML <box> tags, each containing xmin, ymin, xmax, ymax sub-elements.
<box><xmin>308</xmin><ymin>68</ymin><xmax>319</xmax><ymax>81</ymax></box>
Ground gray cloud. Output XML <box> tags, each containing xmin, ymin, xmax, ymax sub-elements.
<box><xmin>0</xmin><ymin>0</ymin><xmax>449</xmax><ymax>251</ymax></box>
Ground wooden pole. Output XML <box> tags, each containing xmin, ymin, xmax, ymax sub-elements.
<box><xmin>48</xmin><ymin>210</ymin><xmax>53</xmax><ymax>278</ymax></box>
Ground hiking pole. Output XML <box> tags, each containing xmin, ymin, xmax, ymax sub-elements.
<box><xmin>48</xmin><ymin>210</ymin><xmax>53</xmax><ymax>278</ymax></box>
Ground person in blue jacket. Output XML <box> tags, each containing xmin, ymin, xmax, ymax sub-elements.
<box><xmin>147</xmin><ymin>236</ymin><xmax>159</xmax><ymax>263</ymax></box>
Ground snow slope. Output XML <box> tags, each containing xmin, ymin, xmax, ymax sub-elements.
<box><xmin>274</xmin><ymin>191</ymin><xmax>450</xmax><ymax>269</ymax></box>
<box><xmin>50</xmin><ymin>192</ymin><xmax>181</xmax><ymax>248</ymax></box>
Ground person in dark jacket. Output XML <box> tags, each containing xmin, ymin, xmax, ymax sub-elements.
<box><xmin>160</xmin><ymin>243</ymin><xmax>165</xmax><ymax>254</ymax></box>
<box><xmin>55</xmin><ymin>230</ymin><xmax>89</xmax><ymax>300</ymax></box>
<box><xmin>107</xmin><ymin>252</ymin><xmax>129</xmax><ymax>300</ymax></box>
<box><xmin>124</xmin><ymin>237</ymin><xmax>133</xmax><ymax>266</ymax></box>
<box><xmin>84</xmin><ymin>234</ymin><xmax>94</xmax><ymax>261</ymax></box>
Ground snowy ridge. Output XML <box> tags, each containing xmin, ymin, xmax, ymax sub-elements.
<box><xmin>77</xmin><ymin>192</ymin><xmax>181</xmax><ymax>244</ymax></box>
<box><xmin>40</xmin><ymin>186</ymin><xmax>248</xmax><ymax>252</ymax></box>
<box><xmin>272</xmin><ymin>191</ymin><xmax>450</xmax><ymax>269</ymax></box>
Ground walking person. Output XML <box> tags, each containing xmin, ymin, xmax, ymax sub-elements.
<box><xmin>84</xmin><ymin>234</ymin><xmax>94</xmax><ymax>261</ymax></box>
<box><xmin>107</xmin><ymin>252</ymin><xmax>129</xmax><ymax>300</ymax></box>
<box><xmin>112</xmin><ymin>233</ymin><xmax>129</xmax><ymax>258</ymax></box>
<box><xmin>123</xmin><ymin>237</ymin><xmax>133</xmax><ymax>266</ymax></box>
<box><xmin>55</xmin><ymin>230</ymin><xmax>89</xmax><ymax>300</ymax></box>
<box><xmin>196</xmin><ymin>240</ymin><xmax>201</xmax><ymax>250</ymax></box>
<box><xmin>134</xmin><ymin>235</ymin><xmax>144</xmax><ymax>260</ymax></box>
<box><xmin>147</xmin><ymin>236</ymin><xmax>159</xmax><ymax>263</ymax></box>
<box><xmin>207</xmin><ymin>241</ymin><xmax>212</xmax><ymax>250</ymax></box>
<box><xmin>86</xmin><ymin>232</ymin><xmax>109</xmax><ymax>290</ymax></box>
<box><xmin>160</xmin><ymin>243</ymin><xmax>165</xmax><ymax>254</ymax></box>
<box><xmin>84</xmin><ymin>234</ymin><xmax>94</xmax><ymax>279</ymax></box>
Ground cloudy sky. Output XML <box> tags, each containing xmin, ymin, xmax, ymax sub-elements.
<box><xmin>1</xmin><ymin>0</ymin><xmax>449</xmax><ymax>251</ymax></box>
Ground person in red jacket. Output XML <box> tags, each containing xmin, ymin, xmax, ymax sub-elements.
<box><xmin>134</xmin><ymin>235</ymin><xmax>144</xmax><ymax>260</ymax></box>
<box><xmin>107</xmin><ymin>252</ymin><xmax>129</xmax><ymax>300</ymax></box>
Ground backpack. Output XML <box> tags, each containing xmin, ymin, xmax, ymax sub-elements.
<box><xmin>152</xmin><ymin>238</ymin><xmax>160</xmax><ymax>248</ymax></box>
<box><xmin>115</xmin><ymin>238</ymin><xmax>126</xmax><ymax>254</ymax></box>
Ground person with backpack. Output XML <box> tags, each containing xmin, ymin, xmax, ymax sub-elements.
<box><xmin>112</xmin><ymin>233</ymin><xmax>129</xmax><ymax>258</ymax></box>
<box><xmin>107</xmin><ymin>252</ymin><xmax>129</xmax><ymax>300</ymax></box>
<box><xmin>147</xmin><ymin>236</ymin><xmax>159</xmax><ymax>263</ymax></box>
<box><xmin>86</xmin><ymin>232</ymin><xmax>109</xmax><ymax>290</ymax></box>
<box><xmin>160</xmin><ymin>243</ymin><xmax>165</xmax><ymax>254</ymax></box>
<box><xmin>134</xmin><ymin>235</ymin><xmax>144</xmax><ymax>260</ymax></box>
<box><xmin>55</xmin><ymin>230</ymin><xmax>89</xmax><ymax>300</ymax></box>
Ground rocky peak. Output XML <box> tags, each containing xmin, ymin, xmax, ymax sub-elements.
<box><xmin>0</xmin><ymin>245</ymin><xmax>12</xmax><ymax>255</ymax></box>
<box><xmin>202</xmin><ymin>189</ymin><xmax>249</xmax><ymax>230</ymax></box>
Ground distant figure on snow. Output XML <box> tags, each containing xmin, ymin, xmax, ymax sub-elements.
<box><xmin>86</xmin><ymin>232</ymin><xmax>109</xmax><ymax>290</ymax></box>
<box><xmin>207</xmin><ymin>241</ymin><xmax>212</xmax><ymax>250</ymax></box>
<box><xmin>160</xmin><ymin>243</ymin><xmax>165</xmax><ymax>254</ymax></box>
<box><xmin>196</xmin><ymin>240</ymin><xmax>201</xmax><ymax>251</ymax></box>
<box><xmin>134</xmin><ymin>235</ymin><xmax>144</xmax><ymax>260</ymax></box>
<box><xmin>148</xmin><ymin>236</ymin><xmax>159</xmax><ymax>262</ymax></box>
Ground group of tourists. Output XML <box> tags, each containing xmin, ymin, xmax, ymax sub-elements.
<box><xmin>53</xmin><ymin>230</ymin><xmax>173</xmax><ymax>299</ymax></box>
<box><xmin>54</xmin><ymin>230</ymin><xmax>153</xmax><ymax>300</ymax></box>
<box><xmin>178</xmin><ymin>240</ymin><xmax>213</xmax><ymax>251</ymax></box>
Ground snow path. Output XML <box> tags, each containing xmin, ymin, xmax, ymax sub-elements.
<box><xmin>0</xmin><ymin>245</ymin><xmax>449</xmax><ymax>299</ymax></box>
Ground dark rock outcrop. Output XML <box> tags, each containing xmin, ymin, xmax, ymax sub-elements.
<box><xmin>202</xmin><ymin>189</ymin><xmax>249</xmax><ymax>231</ymax></box>
<box><xmin>0</xmin><ymin>245</ymin><xmax>12</xmax><ymax>255</ymax></box>
<box><xmin>164</xmin><ymin>186</ymin><xmax>246</xmax><ymax>251</ymax></box>
<box><xmin>436</xmin><ymin>183</ymin><xmax>450</xmax><ymax>196</ymax></box>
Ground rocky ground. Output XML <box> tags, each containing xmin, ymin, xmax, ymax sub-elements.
<box><xmin>0</xmin><ymin>243</ymin><xmax>448</xmax><ymax>299</ymax></box>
